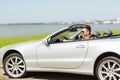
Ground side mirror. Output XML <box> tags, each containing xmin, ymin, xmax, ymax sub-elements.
<box><xmin>44</xmin><ymin>38</ymin><xmax>51</xmax><ymax>46</ymax></box>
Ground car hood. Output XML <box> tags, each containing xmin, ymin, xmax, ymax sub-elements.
<box><xmin>0</xmin><ymin>40</ymin><xmax>42</xmax><ymax>52</ymax></box>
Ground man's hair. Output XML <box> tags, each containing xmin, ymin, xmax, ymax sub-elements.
<box><xmin>82</xmin><ymin>25</ymin><xmax>91</xmax><ymax>33</ymax></box>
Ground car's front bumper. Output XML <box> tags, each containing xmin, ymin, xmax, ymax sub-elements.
<box><xmin>0</xmin><ymin>57</ymin><xmax>3</xmax><ymax>68</ymax></box>
<box><xmin>0</xmin><ymin>48</ymin><xmax>4</xmax><ymax>68</ymax></box>
<box><xmin>0</xmin><ymin>56</ymin><xmax>3</xmax><ymax>68</ymax></box>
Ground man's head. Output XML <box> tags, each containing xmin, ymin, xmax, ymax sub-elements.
<box><xmin>81</xmin><ymin>25</ymin><xmax>91</xmax><ymax>38</ymax></box>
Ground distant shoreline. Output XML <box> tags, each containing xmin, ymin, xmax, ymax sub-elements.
<box><xmin>0</xmin><ymin>23</ymin><xmax>62</xmax><ymax>25</ymax></box>
<box><xmin>0</xmin><ymin>24</ymin><xmax>120</xmax><ymax>37</ymax></box>
<box><xmin>8</xmin><ymin>23</ymin><xmax>61</xmax><ymax>25</ymax></box>
<box><xmin>0</xmin><ymin>22</ymin><xmax>120</xmax><ymax>25</ymax></box>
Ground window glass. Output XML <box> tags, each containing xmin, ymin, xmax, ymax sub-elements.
<box><xmin>50</xmin><ymin>28</ymin><xmax>81</xmax><ymax>43</ymax></box>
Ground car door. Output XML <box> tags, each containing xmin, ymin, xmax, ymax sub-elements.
<box><xmin>37</xmin><ymin>40</ymin><xmax>88</xmax><ymax>69</ymax></box>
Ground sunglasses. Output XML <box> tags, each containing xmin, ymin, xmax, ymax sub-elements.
<box><xmin>81</xmin><ymin>31</ymin><xmax>85</xmax><ymax>33</ymax></box>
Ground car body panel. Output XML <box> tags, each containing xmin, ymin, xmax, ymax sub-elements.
<box><xmin>0</xmin><ymin>40</ymin><xmax>41</xmax><ymax>68</ymax></box>
<box><xmin>37</xmin><ymin>40</ymin><xmax>88</xmax><ymax>69</ymax></box>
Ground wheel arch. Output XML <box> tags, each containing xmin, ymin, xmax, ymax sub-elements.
<box><xmin>93</xmin><ymin>52</ymin><xmax>120</xmax><ymax>75</ymax></box>
<box><xmin>2</xmin><ymin>50</ymin><xmax>23</xmax><ymax>64</ymax></box>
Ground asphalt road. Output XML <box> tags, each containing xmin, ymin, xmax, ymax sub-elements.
<box><xmin>0</xmin><ymin>68</ymin><xmax>97</xmax><ymax>80</ymax></box>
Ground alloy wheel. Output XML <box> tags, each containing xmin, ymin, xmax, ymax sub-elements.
<box><xmin>4</xmin><ymin>53</ymin><xmax>26</xmax><ymax>78</ymax></box>
<box><xmin>96</xmin><ymin>56</ymin><xmax>120</xmax><ymax>80</ymax></box>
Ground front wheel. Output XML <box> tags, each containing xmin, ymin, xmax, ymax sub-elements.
<box><xmin>95</xmin><ymin>56</ymin><xmax>120</xmax><ymax>80</ymax></box>
<box><xmin>3</xmin><ymin>53</ymin><xmax>26</xmax><ymax>78</ymax></box>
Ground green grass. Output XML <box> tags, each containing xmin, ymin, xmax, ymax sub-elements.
<box><xmin>0</xmin><ymin>76</ymin><xmax>7</xmax><ymax>80</ymax></box>
<box><xmin>112</xmin><ymin>30</ymin><xmax>120</xmax><ymax>35</ymax></box>
<box><xmin>99</xmin><ymin>30</ymin><xmax>120</xmax><ymax>36</ymax></box>
<box><xmin>0</xmin><ymin>30</ymin><xmax>120</xmax><ymax>48</ymax></box>
<box><xmin>0</xmin><ymin>34</ymin><xmax>49</xmax><ymax>48</ymax></box>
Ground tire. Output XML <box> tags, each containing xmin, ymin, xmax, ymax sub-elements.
<box><xmin>3</xmin><ymin>53</ymin><xmax>26</xmax><ymax>78</ymax></box>
<box><xmin>95</xmin><ymin>56</ymin><xmax>120</xmax><ymax>80</ymax></box>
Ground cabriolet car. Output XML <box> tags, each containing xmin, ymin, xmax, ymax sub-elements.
<box><xmin>0</xmin><ymin>24</ymin><xmax>120</xmax><ymax>80</ymax></box>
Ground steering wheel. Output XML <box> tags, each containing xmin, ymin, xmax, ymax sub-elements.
<box><xmin>59</xmin><ymin>36</ymin><xmax>68</xmax><ymax>42</ymax></box>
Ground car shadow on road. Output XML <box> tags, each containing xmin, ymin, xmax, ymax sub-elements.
<box><xmin>24</xmin><ymin>72</ymin><xmax>97</xmax><ymax>80</ymax></box>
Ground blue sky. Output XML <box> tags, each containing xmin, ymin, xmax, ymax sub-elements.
<box><xmin>0</xmin><ymin>0</ymin><xmax>120</xmax><ymax>23</ymax></box>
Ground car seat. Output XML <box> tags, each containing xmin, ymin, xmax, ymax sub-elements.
<box><xmin>103</xmin><ymin>30</ymin><xmax>113</xmax><ymax>37</ymax></box>
<box><xmin>91</xmin><ymin>31</ymin><xmax>100</xmax><ymax>39</ymax></box>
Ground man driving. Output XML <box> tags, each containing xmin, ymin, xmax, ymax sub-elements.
<box><xmin>60</xmin><ymin>25</ymin><xmax>91</xmax><ymax>42</ymax></box>
<box><xmin>80</xmin><ymin>25</ymin><xmax>91</xmax><ymax>40</ymax></box>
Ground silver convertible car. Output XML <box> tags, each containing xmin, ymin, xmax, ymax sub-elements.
<box><xmin>0</xmin><ymin>24</ymin><xmax>120</xmax><ymax>80</ymax></box>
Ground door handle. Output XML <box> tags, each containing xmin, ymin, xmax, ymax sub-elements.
<box><xmin>76</xmin><ymin>45</ymin><xmax>85</xmax><ymax>48</ymax></box>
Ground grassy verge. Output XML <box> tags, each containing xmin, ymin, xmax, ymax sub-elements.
<box><xmin>100</xmin><ymin>30</ymin><xmax>120</xmax><ymax>36</ymax></box>
<box><xmin>0</xmin><ymin>34</ymin><xmax>49</xmax><ymax>48</ymax></box>
<box><xmin>0</xmin><ymin>76</ymin><xmax>8</xmax><ymax>80</ymax></box>
<box><xmin>0</xmin><ymin>30</ymin><xmax>120</xmax><ymax>48</ymax></box>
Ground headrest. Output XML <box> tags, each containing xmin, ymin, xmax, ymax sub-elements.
<box><xmin>91</xmin><ymin>31</ymin><xmax>100</xmax><ymax>37</ymax></box>
<box><xmin>103</xmin><ymin>30</ymin><xmax>112</xmax><ymax>37</ymax></box>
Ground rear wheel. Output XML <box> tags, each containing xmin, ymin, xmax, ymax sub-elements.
<box><xmin>96</xmin><ymin>56</ymin><xmax>120</xmax><ymax>80</ymax></box>
<box><xmin>3</xmin><ymin>53</ymin><xmax>26</xmax><ymax>78</ymax></box>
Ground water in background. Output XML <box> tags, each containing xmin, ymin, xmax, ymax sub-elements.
<box><xmin>0</xmin><ymin>24</ymin><xmax>120</xmax><ymax>37</ymax></box>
